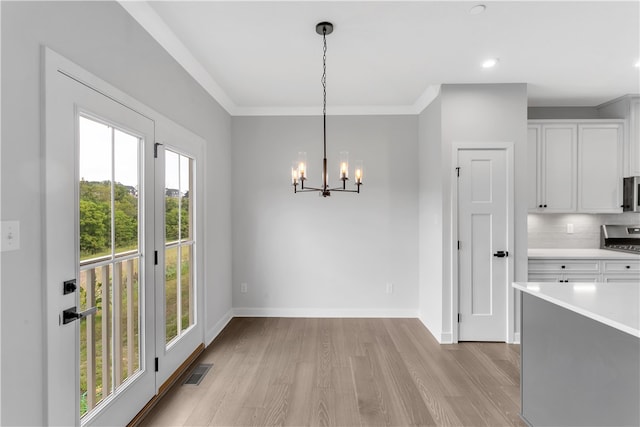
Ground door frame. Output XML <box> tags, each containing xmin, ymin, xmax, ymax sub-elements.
<box><xmin>451</xmin><ymin>142</ymin><xmax>515</xmax><ymax>343</ymax></box>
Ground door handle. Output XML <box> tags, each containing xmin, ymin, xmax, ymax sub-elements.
<box><xmin>493</xmin><ymin>251</ymin><xmax>508</xmax><ymax>258</ymax></box>
<box><xmin>62</xmin><ymin>306</ymin><xmax>97</xmax><ymax>325</ymax></box>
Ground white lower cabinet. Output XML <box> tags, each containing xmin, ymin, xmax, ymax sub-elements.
<box><xmin>529</xmin><ymin>258</ymin><xmax>640</xmax><ymax>283</ymax></box>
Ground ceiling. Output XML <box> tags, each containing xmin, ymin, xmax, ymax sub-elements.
<box><xmin>121</xmin><ymin>1</ymin><xmax>640</xmax><ymax>116</ymax></box>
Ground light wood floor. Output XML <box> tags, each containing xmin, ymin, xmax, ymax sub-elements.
<box><xmin>140</xmin><ymin>318</ymin><xmax>525</xmax><ymax>427</ymax></box>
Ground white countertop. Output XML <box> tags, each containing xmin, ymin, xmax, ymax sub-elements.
<box><xmin>513</xmin><ymin>282</ymin><xmax>639</xmax><ymax>338</ymax></box>
<box><xmin>528</xmin><ymin>248</ymin><xmax>640</xmax><ymax>260</ymax></box>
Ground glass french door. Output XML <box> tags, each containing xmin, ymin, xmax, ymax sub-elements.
<box><xmin>44</xmin><ymin>48</ymin><xmax>156</xmax><ymax>427</ymax></box>
<box><xmin>155</xmin><ymin>131</ymin><xmax>204</xmax><ymax>387</ymax></box>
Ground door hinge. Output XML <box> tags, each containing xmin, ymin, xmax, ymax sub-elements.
<box><xmin>456</xmin><ymin>167</ymin><xmax>460</xmax><ymax>177</ymax></box>
<box><xmin>155</xmin><ymin>357</ymin><xmax>159</xmax><ymax>372</ymax></box>
<box><xmin>154</xmin><ymin>250</ymin><xmax>158</xmax><ymax>265</ymax></box>
<box><xmin>458</xmin><ymin>313</ymin><xmax>461</xmax><ymax>323</ymax></box>
<box><xmin>154</xmin><ymin>142</ymin><xmax>162</xmax><ymax>158</ymax></box>
<box><xmin>457</xmin><ymin>240</ymin><xmax>461</xmax><ymax>250</ymax></box>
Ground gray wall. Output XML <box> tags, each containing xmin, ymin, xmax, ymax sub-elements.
<box><xmin>418</xmin><ymin>95</ymin><xmax>443</xmax><ymax>335</ymax></box>
<box><xmin>231</xmin><ymin>115</ymin><xmax>419</xmax><ymax>315</ymax></box>
<box><xmin>418</xmin><ymin>84</ymin><xmax>528</xmax><ymax>342</ymax></box>
<box><xmin>528</xmin><ymin>106</ymin><xmax>601</xmax><ymax>119</ymax></box>
<box><xmin>1</xmin><ymin>2</ymin><xmax>232</xmax><ymax>424</ymax></box>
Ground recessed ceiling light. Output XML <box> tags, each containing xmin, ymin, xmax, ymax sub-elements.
<box><xmin>469</xmin><ymin>4</ymin><xmax>487</xmax><ymax>15</ymax></box>
<box><xmin>482</xmin><ymin>58</ymin><xmax>499</xmax><ymax>68</ymax></box>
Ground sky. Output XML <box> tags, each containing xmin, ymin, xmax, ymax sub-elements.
<box><xmin>79</xmin><ymin>116</ymin><xmax>188</xmax><ymax>190</ymax></box>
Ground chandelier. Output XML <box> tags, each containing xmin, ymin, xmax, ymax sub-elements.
<box><xmin>291</xmin><ymin>22</ymin><xmax>363</xmax><ymax>197</ymax></box>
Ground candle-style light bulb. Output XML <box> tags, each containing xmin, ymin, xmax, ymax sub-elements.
<box><xmin>297</xmin><ymin>152</ymin><xmax>307</xmax><ymax>180</ymax></box>
<box><xmin>354</xmin><ymin>160</ymin><xmax>363</xmax><ymax>184</ymax></box>
<box><xmin>291</xmin><ymin>162</ymin><xmax>299</xmax><ymax>185</ymax></box>
<box><xmin>339</xmin><ymin>151</ymin><xmax>349</xmax><ymax>180</ymax></box>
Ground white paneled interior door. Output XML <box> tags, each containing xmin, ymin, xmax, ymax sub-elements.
<box><xmin>457</xmin><ymin>147</ymin><xmax>512</xmax><ymax>342</ymax></box>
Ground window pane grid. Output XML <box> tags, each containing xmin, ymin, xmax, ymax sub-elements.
<box><xmin>78</xmin><ymin>116</ymin><xmax>142</xmax><ymax>419</ymax></box>
<box><xmin>165</xmin><ymin>150</ymin><xmax>195</xmax><ymax>347</ymax></box>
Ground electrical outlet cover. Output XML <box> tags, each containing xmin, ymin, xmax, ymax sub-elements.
<box><xmin>1</xmin><ymin>221</ymin><xmax>20</xmax><ymax>252</ymax></box>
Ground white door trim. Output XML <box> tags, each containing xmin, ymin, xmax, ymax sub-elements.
<box><xmin>451</xmin><ymin>142</ymin><xmax>515</xmax><ymax>343</ymax></box>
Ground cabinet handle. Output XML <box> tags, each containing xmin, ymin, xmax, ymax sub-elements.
<box><xmin>538</xmin><ymin>204</ymin><xmax>542</xmax><ymax>208</ymax></box>
<box><xmin>543</xmin><ymin>204</ymin><xmax>548</xmax><ymax>208</ymax></box>
<box><xmin>626</xmin><ymin>265</ymin><xmax>631</xmax><ymax>269</ymax></box>
<box><xmin>561</xmin><ymin>265</ymin><xmax>566</xmax><ymax>269</ymax></box>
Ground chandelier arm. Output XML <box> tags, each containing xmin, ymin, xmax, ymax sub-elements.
<box><xmin>328</xmin><ymin>188</ymin><xmax>360</xmax><ymax>193</ymax></box>
<box><xmin>296</xmin><ymin>186</ymin><xmax>325</xmax><ymax>192</ymax></box>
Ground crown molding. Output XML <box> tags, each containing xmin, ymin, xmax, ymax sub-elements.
<box><xmin>118</xmin><ymin>1</ymin><xmax>238</xmax><ymax>115</ymax></box>
<box><xmin>233</xmin><ymin>104</ymin><xmax>421</xmax><ymax>116</ymax></box>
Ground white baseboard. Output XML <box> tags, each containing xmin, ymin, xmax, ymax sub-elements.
<box><xmin>440</xmin><ymin>332</ymin><xmax>453</xmax><ymax>344</ymax></box>
<box><xmin>513</xmin><ymin>332</ymin><xmax>521</xmax><ymax>344</ymax></box>
<box><xmin>417</xmin><ymin>316</ymin><xmax>451</xmax><ymax>343</ymax></box>
<box><xmin>232</xmin><ymin>307</ymin><xmax>419</xmax><ymax>318</ymax></box>
<box><xmin>205</xmin><ymin>308</ymin><xmax>234</xmax><ymax>346</ymax></box>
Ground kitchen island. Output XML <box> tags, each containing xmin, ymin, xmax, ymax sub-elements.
<box><xmin>513</xmin><ymin>282</ymin><xmax>639</xmax><ymax>426</ymax></box>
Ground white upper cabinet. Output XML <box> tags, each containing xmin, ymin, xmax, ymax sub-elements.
<box><xmin>578</xmin><ymin>123</ymin><xmax>623</xmax><ymax>213</ymax></box>
<box><xmin>543</xmin><ymin>124</ymin><xmax>577</xmax><ymax>212</ymax></box>
<box><xmin>597</xmin><ymin>95</ymin><xmax>640</xmax><ymax>177</ymax></box>
<box><xmin>528</xmin><ymin>120</ymin><xmax>623</xmax><ymax>213</ymax></box>
<box><xmin>527</xmin><ymin>125</ymin><xmax>542</xmax><ymax>211</ymax></box>
<box><xmin>630</xmin><ymin>98</ymin><xmax>640</xmax><ymax>176</ymax></box>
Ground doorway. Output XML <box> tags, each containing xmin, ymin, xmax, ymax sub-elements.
<box><xmin>454</xmin><ymin>144</ymin><xmax>514</xmax><ymax>342</ymax></box>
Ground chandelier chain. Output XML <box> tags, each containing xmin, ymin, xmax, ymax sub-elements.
<box><xmin>322</xmin><ymin>28</ymin><xmax>327</xmax><ymax>117</ymax></box>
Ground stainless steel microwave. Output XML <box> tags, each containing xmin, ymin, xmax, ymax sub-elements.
<box><xmin>623</xmin><ymin>176</ymin><xmax>640</xmax><ymax>212</ymax></box>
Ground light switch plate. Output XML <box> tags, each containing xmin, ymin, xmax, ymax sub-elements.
<box><xmin>1</xmin><ymin>221</ymin><xmax>21</xmax><ymax>251</ymax></box>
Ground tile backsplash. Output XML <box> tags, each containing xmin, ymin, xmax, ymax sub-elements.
<box><xmin>528</xmin><ymin>213</ymin><xmax>640</xmax><ymax>248</ymax></box>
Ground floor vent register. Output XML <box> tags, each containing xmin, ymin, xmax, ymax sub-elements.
<box><xmin>183</xmin><ymin>363</ymin><xmax>213</xmax><ymax>386</ymax></box>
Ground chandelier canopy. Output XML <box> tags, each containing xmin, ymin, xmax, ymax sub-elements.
<box><xmin>291</xmin><ymin>22</ymin><xmax>363</xmax><ymax>197</ymax></box>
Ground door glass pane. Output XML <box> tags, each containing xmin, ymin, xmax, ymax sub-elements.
<box><xmin>114</xmin><ymin>129</ymin><xmax>139</xmax><ymax>255</ymax></box>
<box><xmin>78</xmin><ymin>115</ymin><xmax>142</xmax><ymax>419</ymax></box>
<box><xmin>165</xmin><ymin>245</ymin><xmax>179</xmax><ymax>343</ymax></box>
<box><xmin>181</xmin><ymin>244</ymin><xmax>193</xmax><ymax>330</ymax></box>
<box><xmin>165</xmin><ymin>150</ymin><xmax>180</xmax><ymax>242</ymax></box>
<box><xmin>79</xmin><ymin>117</ymin><xmax>112</xmax><ymax>261</ymax></box>
<box><xmin>165</xmin><ymin>149</ymin><xmax>195</xmax><ymax>346</ymax></box>
<box><xmin>180</xmin><ymin>155</ymin><xmax>191</xmax><ymax>241</ymax></box>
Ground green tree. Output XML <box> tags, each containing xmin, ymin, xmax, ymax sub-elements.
<box><xmin>79</xmin><ymin>199</ymin><xmax>109</xmax><ymax>255</ymax></box>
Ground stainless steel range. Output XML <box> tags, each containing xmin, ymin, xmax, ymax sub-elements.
<box><xmin>601</xmin><ymin>225</ymin><xmax>640</xmax><ymax>254</ymax></box>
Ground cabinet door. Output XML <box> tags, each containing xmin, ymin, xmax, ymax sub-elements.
<box><xmin>630</xmin><ymin>98</ymin><xmax>640</xmax><ymax>176</ymax></box>
<box><xmin>578</xmin><ymin>124</ymin><xmax>622</xmax><ymax>213</ymax></box>
<box><xmin>528</xmin><ymin>126</ymin><xmax>542</xmax><ymax>211</ymax></box>
<box><xmin>604</xmin><ymin>275</ymin><xmax>640</xmax><ymax>284</ymax></box>
<box><xmin>543</xmin><ymin>124</ymin><xmax>577</xmax><ymax>212</ymax></box>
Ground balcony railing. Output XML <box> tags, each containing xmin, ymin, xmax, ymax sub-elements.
<box><xmin>79</xmin><ymin>254</ymin><xmax>140</xmax><ymax>417</ymax></box>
